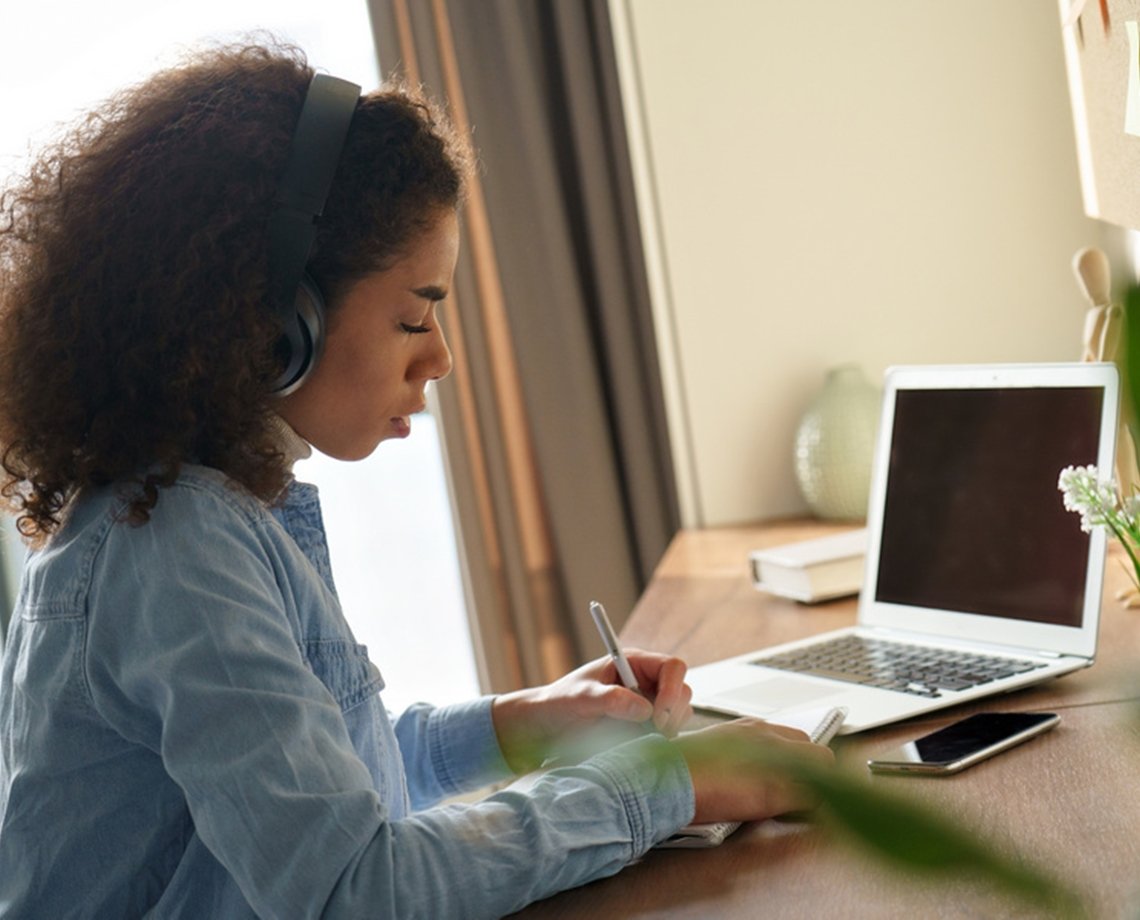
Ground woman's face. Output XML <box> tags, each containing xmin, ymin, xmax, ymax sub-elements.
<box><xmin>278</xmin><ymin>209</ymin><xmax>458</xmax><ymax>460</ymax></box>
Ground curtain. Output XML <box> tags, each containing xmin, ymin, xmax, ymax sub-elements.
<box><xmin>367</xmin><ymin>0</ymin><xmax>679</xmax><ymax>691</ymax></box>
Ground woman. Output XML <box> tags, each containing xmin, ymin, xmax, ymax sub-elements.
<box><xmin>0</xmin><ymin>42</ymin><xmax>832</xmax><ymax>918</ymax></box>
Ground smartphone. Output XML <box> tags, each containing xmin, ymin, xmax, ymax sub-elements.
<box><xmin>866</xmin><ymin>711</ymin><xmax>1060</xmax><ymax>775</ymax></box>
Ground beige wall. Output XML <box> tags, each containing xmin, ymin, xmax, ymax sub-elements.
<box><xmin>611</xmin><ymin>0</ymin><xmax>1109</xmax><ymax>527</ymax></box>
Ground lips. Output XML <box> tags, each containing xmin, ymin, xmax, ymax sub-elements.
<box><xmin>389</xmin><ymin>402</ymin><xmax>425</xmax><ymax>439</ymax></box>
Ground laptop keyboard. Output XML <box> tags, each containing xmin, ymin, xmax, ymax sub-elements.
<box><xmin>751</xmin><ymin>634</ymin><xmax>1047</xmax><ymax>698</ymax></box>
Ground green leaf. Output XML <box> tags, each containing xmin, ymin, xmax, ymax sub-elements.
<box><xmin>1123</xmin><ymin>285</ymin><xmax>1140</xmax><ymax>421</ymax></box>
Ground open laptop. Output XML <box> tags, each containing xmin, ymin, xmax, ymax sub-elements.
<box><xmin>687</xmin><ymin>362</ymin><xmax>1120</xmax><ymax>734</ymax></box>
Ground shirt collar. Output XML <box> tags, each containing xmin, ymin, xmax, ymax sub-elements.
<box><xmin>267</xmin><ymin>414</ymin><xmax>312</xmax><ymax>468</ymax></box>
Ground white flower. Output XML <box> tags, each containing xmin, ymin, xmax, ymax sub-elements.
<box><xmin>1057</xmin><ymin>464</ymin><xmax>1117</xmax><ymax>534</ymax></box>
<box><xmin>1060</xmin><ymin>464</ymin><xmax>1140</xmax><ymax>594</ymax></box>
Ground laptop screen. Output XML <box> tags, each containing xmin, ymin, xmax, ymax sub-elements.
<box><xmin>873</xmin><ymin>386</ymin><xmax>1103</xmax><ymax>628</ymax></box>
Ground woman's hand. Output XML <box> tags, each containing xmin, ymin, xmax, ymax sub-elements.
<box><xmin>491</xmin><ymin>650</ymin><xmax>693</xmax><ymax>773</ymax></box>
<box><xmin>673</xmin><ymin>718</ymin><xmax>836</xmax><ymax>823</ymax></box>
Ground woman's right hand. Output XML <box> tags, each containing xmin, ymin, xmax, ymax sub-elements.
<box><xmin>672</xmin><ymin>718</ymin><xmax>836</xmax><ymax>824</ymax></box>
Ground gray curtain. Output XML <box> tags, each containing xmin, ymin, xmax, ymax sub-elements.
<box><xmin>368</xmin><ymin>0</ymin><xmax>678</xmax><ymax>690</ymax></box>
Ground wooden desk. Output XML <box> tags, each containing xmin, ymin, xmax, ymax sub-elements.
<box><xmin>510</xmin><ymin>522</ymin><xmax>1140</xmax><ymax>919</ymax></box>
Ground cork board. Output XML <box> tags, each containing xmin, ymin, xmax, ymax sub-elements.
<box><xmin>1062</xmin><ymin>0</ymin><xmax>1140</xmax><ymax>229</ymax></box>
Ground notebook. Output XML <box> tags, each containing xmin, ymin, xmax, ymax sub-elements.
<box><xmin>688</xmin><ymin>362</ymin><xmax>1120</xmax><ymax>734</ymax></box>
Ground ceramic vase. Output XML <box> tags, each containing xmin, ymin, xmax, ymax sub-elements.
<box><xmin>793</xmin><ymin>364</ymin><xmax>880</xmax><ymax>521</ymax></box>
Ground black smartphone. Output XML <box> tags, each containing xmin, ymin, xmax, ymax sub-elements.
<box><xmin>866</xmin><ymin>711</ymin><xmax>1060</xmax><ymax>775</ymax></box>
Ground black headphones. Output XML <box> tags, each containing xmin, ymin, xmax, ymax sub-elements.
<box><xmin>266</xmin><ymin>73</ymin><xmax>361</xmax><ymax>395</ymax></box>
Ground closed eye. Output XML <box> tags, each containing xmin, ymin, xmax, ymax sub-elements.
<box><xmin>400</xmin><ymin>322</ymin><xmax>432</xmax><ymax>334</ymax></box>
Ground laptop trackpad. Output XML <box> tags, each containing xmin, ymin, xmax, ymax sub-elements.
<box><xmin>712</xmin><ymin>677</ymin><xmax>843</xmax><ymax>714</ymax></box>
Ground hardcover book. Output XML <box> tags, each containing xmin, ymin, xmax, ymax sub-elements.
<box><xmin>749</xmin><ymin>529</ymin><xmax>868</xmax><ymax>603</ymax></box>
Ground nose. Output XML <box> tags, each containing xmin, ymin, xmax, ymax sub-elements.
<box><xmin>415</xmin><ymin>324</ymin><xmax>453</xmax><ymax>383</ymax></box>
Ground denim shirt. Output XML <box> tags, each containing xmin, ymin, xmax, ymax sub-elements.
<box><xmin>0</xmin><ymin>466</ymin><xmax>694</xmax><ymax>919</ymax></box>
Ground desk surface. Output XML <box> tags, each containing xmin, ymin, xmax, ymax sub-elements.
<box><xmin>510</xmin><ymin>522</ymin><xmax>1140</xmax><ymax>919</ymax></box>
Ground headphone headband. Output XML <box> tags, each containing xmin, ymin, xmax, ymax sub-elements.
<box><xmin>267</xmin><ymin>73</ymin><xmax>361</xmax><ymax>395</ymax></box>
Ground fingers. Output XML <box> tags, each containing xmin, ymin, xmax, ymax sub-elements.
<box><xmin>625</xmin><ymin>651</ymin><xmax>693</xmax><ymax>735</ymax></box>
<box><xmin>581</xmin><ymin>679</ymin><xmax>691</xmax><ymax>737</ymax></box>
<box><xmin>594</xmin><ymin>684</ymin><xmax>653</xmax><ymax>723</ymax></box>
<box><xmin>568</xmin><ymin>651</ymin><xmax>696</xmax><ymax>735</ymax></box>
<box><xmin>653</xmin><ymin>673</ymin><xmax>692</xmax><ymax>735</ymax></box>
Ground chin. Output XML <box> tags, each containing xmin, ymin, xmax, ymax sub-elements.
<box><xmin>316</xmin><ymin>437</ymin><xmax>385</xmax><ymax>463</ymax></box>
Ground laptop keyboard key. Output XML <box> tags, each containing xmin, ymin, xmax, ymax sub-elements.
<box><xmin>927</xmin><ymin>677</ymin><xmax>974</xmax><ymax>691</ymax></box>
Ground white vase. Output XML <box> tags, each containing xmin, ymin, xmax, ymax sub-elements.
<box><xmin>793</xmin><ymin>364</ymin><xmax>880</xmax><ymax>521</ymax></box>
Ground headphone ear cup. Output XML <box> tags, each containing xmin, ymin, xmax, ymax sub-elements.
<box><xmin>295</xmin><ymin>273</ymin><xmax>327</xmax><ymax>366</ymax></box>
<box><xmin>271</xmin><ymin>274</ymin><xmax>327</xmax><ymax>396</ymax></box>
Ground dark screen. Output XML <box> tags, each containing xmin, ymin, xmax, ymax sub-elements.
<box><xmin>873</xmin><ymin>387</ymin><xmax>1101</xmax><ymax>627</ymax></box>
<box><xmin>913</xmin><ymin>712</ymin><xmax>1056</xmax><ymax>763</ymax></box>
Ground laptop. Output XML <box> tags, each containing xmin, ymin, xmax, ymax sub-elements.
<box><xmin>687</xmin><ymin>362</ymin><xmax>1120</xmax><ymax>734</ymax></box>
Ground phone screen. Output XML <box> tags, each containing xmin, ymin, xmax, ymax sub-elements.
<box><xmin>867</xmin><ymin>711</ymin><xmax>1059</xmax><ymax>774</ymax></box>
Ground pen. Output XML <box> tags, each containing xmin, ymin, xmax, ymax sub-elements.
<box><xmin>589</xmin><ymin>600</ymin><xmax>641</xmax><ymax>691</ymax></box>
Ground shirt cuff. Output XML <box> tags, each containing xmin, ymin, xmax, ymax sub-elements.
<box><xmin>579</xmin><ymin>733</ymin><xmax>696</xmax><ymax>851</ymax></box>
<box><xmin>426</xmin><ymin>695</ymin><xmax>513</xmax><ymax>794</ymax></box>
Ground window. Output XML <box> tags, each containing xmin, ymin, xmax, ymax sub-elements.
<box><xmin>294</xmin><ymin>411</ymin><xmax>478</xmax><ymax>712</ymax></box>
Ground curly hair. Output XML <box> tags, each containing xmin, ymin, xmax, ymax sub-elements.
<box><xmin>0</xmin><ymin>40</ymin><xmax>469</xmax><ymax>543</ymax></box>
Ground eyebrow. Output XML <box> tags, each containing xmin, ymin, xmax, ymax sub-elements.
<box><xmin>411</xmin><ymin>285</ymin><xmax>449</xmax><ymax>301</ymax></box>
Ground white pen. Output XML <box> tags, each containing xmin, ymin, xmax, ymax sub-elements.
<box><xmin>588</xmin><ymin>600</ymin><xmax>641</xmax><ymax>691</ymax></box>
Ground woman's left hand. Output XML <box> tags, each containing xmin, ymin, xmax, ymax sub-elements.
<box><xmin>491</xmin><ymin>650</ymin><xmax>693</xmax><ymax>773</ymax></box>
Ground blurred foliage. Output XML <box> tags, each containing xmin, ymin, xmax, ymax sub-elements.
<box><xmin>1122</xmin><ymin>288</ymin><xmax>1140</xmax><ymax>499</ymax></box>
<box><xmin>553</xmin><ymin>723</ymin><xmax>1089</xmax><ymax>914</ymax></box>
<box><xmin>1124</xmin><ymin>285</ymin><xmax>1140</xmax><ymax>439</ymax></box>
